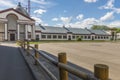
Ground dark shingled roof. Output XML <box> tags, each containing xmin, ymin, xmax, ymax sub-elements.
<box><xmin>35</xmin><ymin>25</ymin><xmax>109</xmax><ymax>35</ymax></box>
<box><xmin>89</xmin><ymin>30</ymin><xmax>109</xmax><ymax>35</ymax></box>
<box><xmin>36</xmin><ymin>25</ymin><xmax>68</xmax><ymax>33</ymax></box>
<box><xmin>67</xmin><ymin>28</ymin><xmax>91</xmax><ymax>34</ymax></box>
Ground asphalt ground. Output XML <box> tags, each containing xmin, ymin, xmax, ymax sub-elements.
<box><xmin>0</xmin><ymin>45</ymin><xmax>35</xmax><ymax>80</ymax></box>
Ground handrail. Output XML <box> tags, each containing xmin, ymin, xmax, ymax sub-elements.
<box><xmin>30</xmin><ymin>46</ymin><xmax>96</xmax><ymax>79</ymax></box>
<box><xmin>18</xmin><ymin>40</ymin><xmax>109</xmax><ymax>80</ymax></box>
<box><xmin>30</xmin><ymin>52</ymin><xmax>58</xmax><ymax>80</ymax></box>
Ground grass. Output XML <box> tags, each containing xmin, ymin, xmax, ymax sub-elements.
<box><xmin>29</xmin><ymin>40</ymin><xmax>111</xmax><ymax>44</ymax></box>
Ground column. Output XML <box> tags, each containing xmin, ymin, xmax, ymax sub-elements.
<box><xmin>25</xmin><ymin>25</ymin><xmax>28</xmax><ymax>40</ymax></box>
<box><xmin>17</xmin><ymin>24</ymin><xmax>20</xmax><ymax>40</ymax></box>
<box><xmin>5</xmin><ymin>23</ymin><xmax>7</xmax><ymax>40</ymax></box>
<box><xmin>31</xmin><ymin>25</ymin><xmax>35</xmax><ymax>40</ymax></box>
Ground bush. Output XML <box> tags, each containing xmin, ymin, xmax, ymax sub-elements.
<box><xmin>76</xmin><ymin>37</ymin><xmax>82</xmax><ymax>41</ymax></box>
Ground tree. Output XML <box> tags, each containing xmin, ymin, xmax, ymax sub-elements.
<box><xmin>91</xmin><ymin>25</ymin><xmax>110</xmax><ymax>30</ymax></box>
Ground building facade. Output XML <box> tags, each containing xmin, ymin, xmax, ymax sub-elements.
<box><xmin>35</xmin><ymin>25</ymin><xmax>111</xmax><ymax>41</ymax></box>
<box><xmin>0</xmin><ymin>3</ymin><xmax>111</xmax><ymax>41</ymax></box>
<box><xmin>0</xmin><ymin>3</ymin><xmax>35</xmax><ymax>41</ymax></box>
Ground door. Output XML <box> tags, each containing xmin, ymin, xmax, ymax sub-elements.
<box><xmin>68</xmin><ymin>35</ymin><xmax>71</xmax><ymax>40</ymax></box>
<box><xmin>10</xmin><ymin>34</ymin><xmax>15</xmax><ymax>41</ymax></box>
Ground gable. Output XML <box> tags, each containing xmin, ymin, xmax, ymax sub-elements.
<box><xmin>0</xmin><ymin>8</ymin><xmax>34</xmax><ymax>21</ymax></box>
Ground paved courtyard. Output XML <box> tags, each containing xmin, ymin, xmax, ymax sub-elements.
<box><xmin>39</xmin><ymin>42</ymin><xmax>120</xmax><ymax>80</ymax></box>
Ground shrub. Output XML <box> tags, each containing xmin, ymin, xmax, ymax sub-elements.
<box><xmin>76</xmin><ymin>37</ymin><xmax>82</xmax><ymax>41</ymax></box>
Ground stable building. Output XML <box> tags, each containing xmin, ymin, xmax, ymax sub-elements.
<box><xmin>35</xmin><ymin>25</ymin><xmax>111</xmax><ymax>41</ymax></box>
<box><xmin>0</xmin><ymin>3</ymin><xmax>35</xmax><ymax>41</ymax></box>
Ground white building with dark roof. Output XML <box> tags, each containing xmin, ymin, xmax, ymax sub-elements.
<box><xmin>0</xmin><ymin>2</ymin><xmax>35</xmax><ymax>41</ymax></box>
<box><xmin>35</xmin><ymin>25</ymin><xmax>111</xmax><ymax>41</ymax></box>
<box><xmin>0</xmin><ymin>3</ymin><xmax>111</xmax><ymax>41</ymax></box>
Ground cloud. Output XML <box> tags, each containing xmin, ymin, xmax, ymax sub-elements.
<box><xmin>52</xmin><ymin>18</ymin><xmax>59</xmax><ymax>21</ymax></box>
<box><xmin>84</xmin><ymin>0</ymin><xmax>98</xmax><ymax>3</ymax></box>
<box><xmin>31</xmin><ymin>0</ymin><xmax>49</xmax><ymax>5</ymax></box>
<box><xmin>99</xmin><ymin>0</ymin><xmax>114</xmax><ymax>9</ymax></box>
<box><xmin>60</xmin><ymin>17</ymin><xmax>72</xmax><ymax>24</ymax></box>
<box><xmin>69</xmin><ymin>18</ymin><xmax>99</xmax><ymax>28</ymax></box>
<box><xmin>0</xmin><ymin>0</ymin><xmax>15</xmax><ymax>8</ymax></box>
<box><xmin>34</xmin><ymin>9</ymin><xmax>46</xmax><ymax>15</ymax></box>
<box><xmin>76</xmin><ymin>14</ymin><xmax>84</xmax><ymax>20</ymax></box>
<box><xmin>31</xmin><ymin>16</ymin><xmax>43</xmax><ymax>23</ymax></box>
<box><xmin>100</xmin><ymin>12</ymin><xmax>114</xmax><ymax>21</ymax></box>
<box><xmin>108</xmin><ymin>21</ymin><xmax>120</xmax><ymax>27</ymax></box>
<box><xmin>113</xmin><ymin>8</ymin><xmax>120</xmax><ymax>14</ymax></box>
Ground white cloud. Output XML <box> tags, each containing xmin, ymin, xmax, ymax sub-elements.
<box><xmin>69</xmin><ymin>18</ymin><xmax>99</xmax><ymax>28</ymax></box>
<box><xmin>34</xmin><ymin>9</ymin><xmax>46</xmax><ymax>14</ymax></box>
<box><xmin>84</xmin><ymin>0</ymin><xmax>98</xmax><ymax>3</ymax></box>
<box><xmin>0</xmin><ymin>0</ymin><xmax>15</xmax><ymax>8</ymax></box>
<box><xmin>60</xmin><ymin>17</ymin><xmax>72</xmax><ymax>24</ymax></box>
<box><xmin>108</xmin><ymin>21</ymin><xmax>120</xmax><ymax>27</ymax></box>
<box><xmin>99</xmin><ymin>0</ymin><xmax>114</xmax><ymax>9</ymax></box>
<box><xmin>31</xmin><ymin>16</ymin><xmax>43</xmax><ymax>23</ymax></box>
<box><xmin>100</xmin><ymin>12</ymin><xmax>114</xmax><ymax>21</ymax></box>
<box><xmin>52</xmin><ymin>18</ymin><xmax>59</xmax><ymax>21</ymax></box>
<box><xmin>31</xmin><ymin>0</ymin><xmax>49</xmax><ymax>5</ymax></box>
<box><xmin>113</xmin><ymin>8</ymin><xmax>120</xmax><ymax>14</ymax></box>
<box><xmin>76</xmin><ymin>14</ymin><xmax>84</xmax><ymax>20</ymax></box>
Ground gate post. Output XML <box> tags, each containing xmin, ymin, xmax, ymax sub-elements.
<box><xmin>94</xmin><ymin>64</ymin><xmax>109</xmax><ymax>80</ymax></box>
<box><xmin>58</xmin><ymin>52</ymin><xmax>68</xmax><ymax>80</ymax></box>
<box><xmin>27</xmin><ymin>41</ymin><xmax>30</xmax><ymax>55</ymax></box>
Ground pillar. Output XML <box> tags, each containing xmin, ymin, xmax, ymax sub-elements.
<box><xmin>17</xmin><ymin>24</ymin><xmax>20</xmax><ymax>40</ymax></box>
<box><xmin>25</xmin><ymin>25</ymin><xmax>28</xmax><ymax>40</ymax></box>
<box><xmin>31</xmin><ymin>25</ymin><xmax>35</xmax><ymax>40</ymax></box>
<box><xmin>5</xmin><ymin>23</ymin><xmax>7</xmax><ymax>40</ymax></box>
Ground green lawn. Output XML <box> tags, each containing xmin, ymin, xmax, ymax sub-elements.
<box><xmin>29</xmin><ymin>40</ymin><xmax>111</xmax><ymax>44</ymax></box>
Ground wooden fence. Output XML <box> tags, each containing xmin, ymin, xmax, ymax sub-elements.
<box><xmin>18</xmin><ymin>40</ymin><xmax>109</xmax><ymax>80</ymax></box>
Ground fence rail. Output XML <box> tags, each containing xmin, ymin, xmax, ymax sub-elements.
<box><xmin>18</xmin><ymin>40</ymin><xmax>109</xmax><ymax>80</ymax></box>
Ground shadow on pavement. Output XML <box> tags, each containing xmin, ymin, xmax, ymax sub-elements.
<box><xmin>38</xmin><ymin>50</ymin><xmax>94</xmax><ymax>80</ymax></box>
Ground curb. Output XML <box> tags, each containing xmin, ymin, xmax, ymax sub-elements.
<box><xmin>18</xmin><ymin>47</ymin><xmax>40</xmax><ymax>80</ymax></box>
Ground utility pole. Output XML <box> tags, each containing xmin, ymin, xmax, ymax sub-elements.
<box><xmin>28</xmin><ymin>0</ymin><xmax>31</xmax><ymax>15</ymax></box>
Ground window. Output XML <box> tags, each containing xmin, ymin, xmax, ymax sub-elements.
<box><xmin>36</xmin><ymin>35</ymin><xmax>39</xmax><ymax>40</ymax></box>
<box><xmin>63</xmin><ymin>35</ymin><xmax>67</xmax><ymax>39</ymax></box>
<box><xmin>53</xmin><ymin>35</ymin><xmax>57</xmax><ymax>39</ymax></box>
<box><xmin>72</xmin><ymin>36</ymin><xmax>75</xmax><ymax>39</ymax></box>
<box><xmin>95</xmin><ymin>36</ymin><xmax>97</xmax><ymax>39</ymax></box>
<box><xmin>58</xmin><ymin>35</ymin><xmax>62</xmax><ymax>39</ymax></box>
<box><xmin>84</xmin><ymin>36</ymin><xmax>87</xmax><ymax>39</ymax></box>
<box><xmin>88</xmin><ymin>36</ymin><xmax>90</xmax><ymax>39</ymax></box>
<box><xmin>101</xmin><ymin>36</ymin><xmax>103</xmax><ymax>39</ymax></box>
<box><xmin>98</xmin><ymin>36</ymin><xmax>100</xmax><ymax>39</ymax></box>
<box><xmin>42</xmin><ymin>35</ymin><xmax>46</xmax><ymax>38</ymax></box>
<box><xmin>47</xmin><ymin>35</ymin><xmax>51</xmax><ymax>39</ymax></box>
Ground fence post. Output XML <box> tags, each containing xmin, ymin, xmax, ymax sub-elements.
<box><xmin>34</xmin><ymin>44</ymin><xmax>39</xmax><ymax>65</ymax></box>
<box><xmin>27</xmin><ymin>41</ymin><xmax>30</xmax><ymax>55</ymax></box>
<box><xmin>23</xmin><ymin>41</ymin><xmax>26</xmax><ymax>50</ymax></box>
<box><xmin>94</xmin><ymin>64</ymin><xmax>109</xmax><ymax>80</ymax></box>
<box><xmin>58</xmin><ymin>52</ymin><xmax>68</xmax><ymax>80</ymax></box>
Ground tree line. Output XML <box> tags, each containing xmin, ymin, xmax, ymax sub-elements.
<box><xmin>91</xmin><ymin>25</ymin><xmax>120</xmax><ymax>33</ymax></box>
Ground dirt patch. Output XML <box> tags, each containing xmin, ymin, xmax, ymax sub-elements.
<box><xmin>39</xmin><ymin>42</ymin><xmax>120</xmax><ymax>80</ymax></box>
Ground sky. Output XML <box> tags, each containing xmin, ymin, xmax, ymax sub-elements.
<box><xmin>0</xmin><ymin>0</ymin><xmax>120</xmax><ymax>28</ymax></box>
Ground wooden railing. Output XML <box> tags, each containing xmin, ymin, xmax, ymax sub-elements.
<box><xmin>18</xmin><ymin>40</ymin><xmax>109</xmax><ymax>80</ymax></box>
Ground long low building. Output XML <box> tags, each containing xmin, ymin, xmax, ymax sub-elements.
<box><xmin>0</xmin><ymin>3</ymin><xmax>111</xmax><ymax>41</ymax></box>
<box><xmin>35</xmin><ymin>25</ymin><xmax>111</xmax><ymax>41</ymax></box>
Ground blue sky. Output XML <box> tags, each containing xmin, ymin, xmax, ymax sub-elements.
<box><xmin>0</xmin><ymin>0</ymin><xmax>120</xmax><ymax>28</ymax></box>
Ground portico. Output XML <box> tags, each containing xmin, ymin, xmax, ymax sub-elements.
<box><xmin>0</xmin><ymin>3</ymin><xmax>35</xmax><ymax>41</ymax></box>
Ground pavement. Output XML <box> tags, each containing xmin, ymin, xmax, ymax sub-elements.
<box><xmin>0</xmin><ymin>44</ymin><xmax>35</xmax><ymax>80</ymax></box>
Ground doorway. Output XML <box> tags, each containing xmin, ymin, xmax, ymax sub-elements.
<box><xmin>10</xmin><ymin>34</ymin><xmax>15</xmax><ymax>41</ymax></box>
<box><xmin>68</xmin><ymin>36</ymin><xmax>71</xmax><ymax>40</ymax></box>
